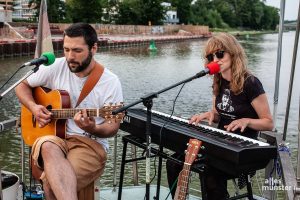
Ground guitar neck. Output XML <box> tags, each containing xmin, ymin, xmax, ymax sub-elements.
<box><xmin>175</xmin><ymin>164</ymin><xmax>191</xmax><ymax>200</ymax></box>
<box><xmin>51</xmin><ymin>108</ymin><xmax>101</xmax><ymax>119</ymax></box>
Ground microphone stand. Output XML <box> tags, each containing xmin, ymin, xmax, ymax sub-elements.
<box><xmin>113</xmin><ymin>70</ymin><xmax>209</xmax><ymax>200</ymax></box>
<box><xmin>0</xmin><ymin>64</ymin><xmax>41</xmax><ymax>102</ymax></box>
<box><xmin>0</xmin><ymin>64</ymin><xmax>42</xmax><ymax>200</ymax></box>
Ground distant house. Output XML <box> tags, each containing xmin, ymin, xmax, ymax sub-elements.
<box><xmin>13</xmin><ymin>0</ymin><xmax>36</xmax><ymax>21</ymax></box>
<box><xmin>161</xmin><ymin>2</ymin><xmax>179</xmax><ymax>24</ymax></box>
<box><xmin>0</xmin><ymin>0</ymin><xmax>13</xmax><ymax>22</ymax></box>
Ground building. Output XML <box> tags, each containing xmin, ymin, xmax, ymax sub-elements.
<box><xmin>13</xmin><ymin>0</ymin><xmax>36</xmax><ymax>21</ymax></box>
<box><xmin>164</xmin><ymin>10</ymin><xmax>179</xmax><ymax>24</ymax></box>
<box><xmin>0</xmin><ymin>0</ymin><xmax>13</xmax><ymax>22</ymax></box>
<box><xmin>161</xmin><ymin>2</ymin><xmax>179</xmax><ymax>24</ymax></box>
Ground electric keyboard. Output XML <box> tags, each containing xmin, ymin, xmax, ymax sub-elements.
<box><xmin>120</xmin><ymin>108</ymin><xmax>277</xmax><ymax>175</ymax></box>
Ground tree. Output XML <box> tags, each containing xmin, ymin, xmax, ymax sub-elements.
<box><xmin>29</xmin><ymin>0</ymin><xmax>67</xmax><ymax>22</ymax></box>
<box><xmin>211</xmin><ymin>0</ymin><xmax>236</xmax><ymax>27</ymax></box>
<box><xmin>250</xmin><ymin>0</ymin><xmax>264</xmax><ymax>29</ymax></box>
<box><xmin>67</xmin><ymin>0</ymin><xmax>102</xmax><ymax>23</ymax></box>
<box><xmin>140</xmin><ymin>0</ymin><xmax>165</xmax><ymax>25</ymax></box>
<box><xmin>101</xmin><ymin>0</ymin><xmax>119</xmax><ymax>24</ymax></box>
<box><xmin>115</xmin><ymin>0</ymin><xmax>140</xmax><ymax>24</ymax></box>
<box><xmin>171</xmin><ymin>0</ymin><xmax>192</xmax><ymax>24</ymax></box>
<box><xmin>116</xmin><ymin>0</ymin><xmax>165</xmax><ymax>25</ymax></box>
<box><xmin>189</xmin><ymin>0</ymin><xmax>279</xmax><ymax>30</ymax></box>
<box><xmin>261</xmin><ymin>5</ymin><xmax>279</xmax><ymax>30</ymax></box>
<box><xmin>190</xmin><ymin>0</ymin><xmax>227</xmax><ymax>28</ymax></box>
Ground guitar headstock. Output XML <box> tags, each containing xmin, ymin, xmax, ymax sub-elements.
<box><xmin>184</xmin><ymin>139</ymin><xmax>202</xmax><ymax>164</ymax></box>
<box><xmin>102</xmin><ymin>102</ymin><xmax>125</xmax><ymax>123</ymax></box>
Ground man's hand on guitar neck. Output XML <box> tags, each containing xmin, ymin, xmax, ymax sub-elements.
<box><xmin>31</xmin><ymin>104</ymin><xmax>52</xmax><ymax>128</ymax></box>
<box><xmin>74</xmin><ymin>109</ymin><xmax>96</xmax><ymax>133</ymax></box>
<box><xmin>74</xmin><ymin>109</ymin><xmax>120</xmax><ymax>138</ymax></box>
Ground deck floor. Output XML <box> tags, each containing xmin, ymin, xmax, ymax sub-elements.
<box><xmin>99</xmin><ymin>185</ymin><xmax>268</xmax><ymax>200</ymax></box>
<box><xmin>99</xmin><ymin>185</ymin><xmax>201</xmax><ymax>200</ymax></box>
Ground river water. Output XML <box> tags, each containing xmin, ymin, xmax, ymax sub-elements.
<box><xmin>0</xmin><ymin>32</ymin><xmax>299</xmax><ymax>198</ymax></box>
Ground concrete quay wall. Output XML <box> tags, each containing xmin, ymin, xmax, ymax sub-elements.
<box><xmin>0</xmin><ymin>34</ymin><xmax>210</xmax><ymax>59</ymax></box>
<box><xmin>6</xmin><ymin>22</ymin><xmax>209</xmax><ymax>36</ymax></box>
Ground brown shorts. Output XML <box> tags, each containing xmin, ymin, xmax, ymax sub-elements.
<box><xmin>31</xmin><ymin>134</ymin><xmax>107</xmax><ymax>191</ymax></box>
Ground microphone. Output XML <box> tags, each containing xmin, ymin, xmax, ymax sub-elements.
<box><xmin>21</xmin><ymin>52</ymin><xmax>55</xmax><ymax>68</ymax></box>
<box><xmin>196</xmin><ymin>62</ymin><xmax>220</xmax><ymax>77</ymax></box>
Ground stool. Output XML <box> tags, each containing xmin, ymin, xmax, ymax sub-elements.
<box><xmin>198</xmin><ymin>164</ymin><xmax>254</xmax><ymax>200</ymax></box>
<box><xmin>31</xmin><ymin>154</ymin><xmax>96</xmax><ymax>200</ymax></box>
<box><xmin>78</xmin><ymin>181</ymin><xmax>95</xmax><ymax>200</ymax></box>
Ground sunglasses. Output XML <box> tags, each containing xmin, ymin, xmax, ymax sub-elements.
<box><xmin>206</xmin><ymin>50</ymin><xmax>225</xmax><ymax>62</ymax></box>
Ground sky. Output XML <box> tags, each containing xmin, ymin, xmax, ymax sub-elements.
<box><xmin>265</xmin><ymin>0</ymin><xmax>299</xmax><ymax>20</ymax></box>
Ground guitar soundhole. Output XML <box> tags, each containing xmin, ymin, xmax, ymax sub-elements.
<box><xmin>46</xmin><ymin>105</ymin><xmax>52</xmax><ymax>111</ymax></box>
<box><xmin>46</xmin><ymin>105</ymin><xmax>53</xmax><ymax>124</ymax></box>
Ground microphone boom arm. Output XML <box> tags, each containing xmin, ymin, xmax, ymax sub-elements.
<box><xmin>112</xmin><ymin>69</ymin><xmax>209</xmax><ymax>114</ymax></box>
<box><xmin>112</xmin><ymin>69</ymin><xmax>210</xmax><ymax>200</ymax></box>
<box><xmin>0</xmin><ymin>65</ymin><xmax>41</xmax><ymax>101</ymax></box>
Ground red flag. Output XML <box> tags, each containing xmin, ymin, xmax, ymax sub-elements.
<box><xmin>34</xmin><ymin>0</ymin><xmax>53</xmax><ymax>58</ymax></box>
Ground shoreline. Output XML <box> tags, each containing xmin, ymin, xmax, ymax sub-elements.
<box><xmin>0</xmin><ymin>29</ymin><xmax>282</xmax><ymax>59</ymax></box>
<box><xmin>0</xmin><ymin>34</ymin><xmax>210</xmax><ymax>58</ymax></box>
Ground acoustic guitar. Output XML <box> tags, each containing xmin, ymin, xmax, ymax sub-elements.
<box><xmin>174</xmin><ymin>139</ymin><xmax>202</xmax><ymax>200</ymax></box>
<box><xmin>21</xmin><ymin>87</ymin><xmax>124</xmax><ymax>146</ymax></box>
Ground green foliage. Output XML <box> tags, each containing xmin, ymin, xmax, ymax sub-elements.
<box><xmin>28</xmin><ymin>0</ymin><xmax>67</xmax><ymax>23</ymax></box>
<box><xmin>101</xmin><ymin>0</ymin><xmax>119</xmax><ymax>24</ymax></box>
<box><xmin>115</xmin><ymin>0</ymin><xmax>165</xmax><ymax>25</ymax></box>
<box><xmin>170</xmin><ymin>0</ymin><xmax>192</xmax><ymax>24</ymax></box>
<box><xmin>261</xmin><ymin>5</ymin><xmax>279</xmax><ymax>30</ymax></box>
<box><xmin>189</xmin><ymin>0</ymin><xmax>279</xmax><ymax>30</ymax></box>
<box><xmin>67</xmin><ymin>0</ymin><xmax>103</xmax><ymax>23</ymax></box>
<box><xmin>115</xmin><ymin>0</ymin><xmax>140</xmax><ymax>24</ymax></box>
<box><xmin>26</xmin><ymin>0</ymin><xmax>279</xmax><ymax>30</ymax></box>
<box><xmin>190</xmin><ymin>0</ymin><xmax>228</xmax><ymax>28</ymax></box>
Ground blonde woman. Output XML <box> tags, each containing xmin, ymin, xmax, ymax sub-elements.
<box><xmin>166</xmin><ymin>33</ymin><xmax>273</xmax><ymax>199</ymax></box>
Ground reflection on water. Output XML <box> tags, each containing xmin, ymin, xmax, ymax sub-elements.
<box><xmin>0</xmin><ymin>32</ymin><xmax>299</xmax><ymax>198</ymax></box>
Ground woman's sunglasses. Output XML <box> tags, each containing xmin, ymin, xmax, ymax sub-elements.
<box><xmin>206</xmin><ymin>50</ymin><xmax>225</xmax><ymax>62</ymax></box>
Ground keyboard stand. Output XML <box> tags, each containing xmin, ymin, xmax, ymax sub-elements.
<box><xmin>228</xmin><ymin>176</ymin><xmax>254</xmax><ymax>200</ymax></box>
<box><xmin>118</xmin><ymin>135</ymin><xmax>254</xmax><ymax>200</ymax></box>
<box><xmin>118</xmin><ymin>135</ymin><xmax>205</xmax><ymax>200</ymax></box>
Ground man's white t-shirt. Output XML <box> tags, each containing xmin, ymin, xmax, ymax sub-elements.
<box><xmin>27</xmin><ymin>57</ymin><xmax>123</xmax><ymax>152</ymax></box>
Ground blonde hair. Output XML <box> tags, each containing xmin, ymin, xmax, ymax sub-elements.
<box><xmin>204</xmin><ymin>33</ymin><xmax>250</xmax><ymax>95</ymax></box>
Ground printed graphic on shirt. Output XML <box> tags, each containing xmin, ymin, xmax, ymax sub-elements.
<box><xmin>217</xmin><ymin>89</ymin><xmax>234</xmax><ymax>112</ymax></box>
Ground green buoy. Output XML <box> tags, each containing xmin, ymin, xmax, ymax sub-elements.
<box><xmin>149</xmin><ymin>40</ymin><xmax>157</xmax><ymax>51</ymax></box>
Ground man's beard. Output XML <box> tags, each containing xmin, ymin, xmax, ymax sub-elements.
<box><xmin>67</xmin><ymin>51</ymin><xmax>93</xmax><ymax>73</ymax></box>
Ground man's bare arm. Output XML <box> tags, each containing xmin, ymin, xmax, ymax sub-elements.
<box><xmin>15</xmin><ymin>81</ymin><xmax>52</xmax><ymax>127</ymax></box>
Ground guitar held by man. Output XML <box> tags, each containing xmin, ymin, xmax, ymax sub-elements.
<box><xmin>21</xmin><ymin>86</ymin><xmax>124</xmax><ymax>146</ymax></box>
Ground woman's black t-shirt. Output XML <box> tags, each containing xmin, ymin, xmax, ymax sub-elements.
<box><xmin>215</xmin><ymin>75</ymin><xmax>265</xmax><ymax>139</ymax></box>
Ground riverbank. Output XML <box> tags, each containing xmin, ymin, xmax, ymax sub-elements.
<box><xmin>210</xmin><ymin>27</ymin><xmax>277</xmax><ymax>36</ymax></box>
<box><xmin>0</xmin><ymin>34</ymin><xmax>210</xmax><ymax>58</ymax></box>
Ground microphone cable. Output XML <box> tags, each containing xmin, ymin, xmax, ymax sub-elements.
<box><xmin>0</xmin><ymin>67</ymin><xmax>23</xmax><ymax>91</ymax></box>
<box><xmin>148</xmin><ymin>82</ymin><xmax>186</xmax><ymax>189</ymax></box>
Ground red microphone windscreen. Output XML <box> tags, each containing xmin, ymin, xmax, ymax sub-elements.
<box><xmin>207</xmin><ymin>62</ymin><xmax>220</xmax><ymax>75</ymax></box>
